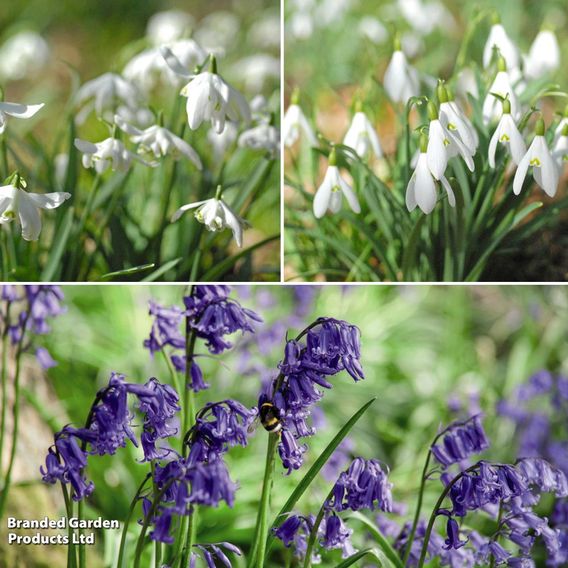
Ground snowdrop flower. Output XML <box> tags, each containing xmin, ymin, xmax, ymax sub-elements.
<box><xmin>456</xmin><ymin>68</ymin><xmax>479</xmax><ymax>101</ymax></box>
<box><xmin>0</xmin><ymin>101</ymin><xmax>44</xmax><ymax>134</ymax></box>
<box><xmin>0</xmin><ymin>175</ymin><xmax>70</xmax><ymax>241</ymax></box>
<box><xmin>208</xmin><ymin>122</ymin><xmax>238</xmax><ymax>163</ymax></box>
<box><xmin>406</xmin><ymin>133</ymin><xmax>455</xmax><ymax>214</ymax></box>
<box><xmin>426</xmin><ymin>102</ymin><xmax>474</xmax><ymax>180</ymax></box>
<box><xmin>482</xmin><ymin>58</ymin><xmax>520</xmax><ymax>125</ymax></box>
<box><xmin>383</xmin><ymin>40</ymin><xmax>420</xmax><ymax>104</ymax></box>
<box><xmin>488</xmin><ymin>98</ymin><xmax>526</xmax><ymax>168</ymax></box>
<box><xmin>553</xmin><ymin>108</ymin><xmax>568</xmax><ymax>146</ymax></box>
<box><xmin>483</xmin><ymin>20</ymin><xmax>520</xmax><ymax>70</ymax></box>
<box><xmin>343</xmin><ymin>105</ymin><xmax>383</xmax><ymax>160</ymax></box>
<box><xmin>171</xmin><ymin>187</ymin><xmax>247</xmax><ymax>247</ymax></box>
<box><xmin>162</xmin><ymin>51</ymin><xmax>250</xmax><ymax>134</ymax></box>
<box><xmin>0</xmin><ymin>31</ymin><xmax>50</xmax><ymax>81</ymax></box>
<box><xmin>552</xmin><ymin>124</ymin><xmax>568</xmax><ymax>169</ymax></box>
<box><xmin>282</xmin><ymin>89</ymin><xmax>318</xmax><ymax>147</ymax></box>
<box><xmin>249</xmin><ymin>11</ymin><xmax>281</xmax><ymax>49</ymax></box>
<box><xmin>313</xmin><ymin>147</ymin><xmax>361</xmax><ymax>218</ymax></box>
<box><xmin>398</xmin><ymin>0</ymin><xmax>455</xmax><ymax>36</ymax></box>
<box><xmin>231</xmin><ymin>55</ymin><xmax>280</xmax><ymax>93</ymax></box>
<box><xmin>438</xmin><ymin>84</ymin><xmax>478</xmax><ymax>155</ymax></box>
<box><xmin>74</xmin><ymin>137</ymin><xmax>157</xmax><ymax>174</ymax></box>
<box><xmin>75</xmin><ymin>73</ymin><xmax>143</xmax><ymax>124</ymax></box>
<box><xmin>146</xmin><ymin>10</ymin><xmax>194</xmax><ymax>46</ymax></box>
<box><xmin>193</xmin><ymin>11</ymin><xmax>240</xmax><ymax>52</ymax></box>
<box><xmin>115</xmin><ymin>115</ymin><xmax>202</xmax><ymax>168</ymax></box>
<box><xmin>238</xmin><ymin>121</ymin><xmax>280</xmax><ymax>156</ymax></box>
<box><xmin>524</xmin><ymin>29</ymin><xmax>560</xmax><ymax>80</ymax></box>
<box><xmin>358</xmin><ymin>17</ymin><xmax>388</xmax><ymax>44</ymax></box>
<box><xmin>123</xmin><ymin>40</ymin><xmax>206</xmax><ymax>94</ymax></box>
<box><xmin>513</xmin><ymin>118</ymin><xmax>559</xmax><ymax>197</ymax></box>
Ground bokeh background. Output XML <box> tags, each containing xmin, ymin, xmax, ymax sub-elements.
<box><xmin>1</xmin><ymin>284</ymin><xmax>567</xmax><ymax>566</ymax></box>
<box><xmin>284</xmin><ymin>0</ymin><xmax>568</xmax><ymax>282</ymax></box>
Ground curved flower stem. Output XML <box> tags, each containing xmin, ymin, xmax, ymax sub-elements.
<box><xmin>302</xmin><ymin>489</ymin><xmax>334</xmax><ymax>568</ymax></box>
<box><xmin>489</xmin><ymin>502</ymin><xmax>504</xmax><ymax>568</ymax></box>
<box><xmin>77</xmin><ymin>499</ymin><xmax>86</xmax><ymax>568</ymax></box>
<box><xmin>416</xmin><ymin>464</ymin><xmax>480</xmax><ymax>568</ymax></box>
<box><xmin>116</xmin><ymin>473</ymin><xmax>151</xmax><ymax>568</ymax></box>
<box><xmin>61</xmin><ymin>483</ymin><xmax>77</xmax><ymax>568</ymax></box>
<box><xmin>0</xmin><ymin>303</ymin><xmax>11</xmax><ymax>472</ymax></box>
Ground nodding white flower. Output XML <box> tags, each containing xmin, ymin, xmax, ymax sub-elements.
<box><xmin>406</xmin><ymin>135</ymin><xmax>456</xmax><ymax>214</ymax></box>
<box><xmin>146</xmin><ymin>10</ymin><xmax>194</xmax><ymax>46</ymax></box>
<box><xmin>554</xmin><ymin>113</ymin><xmax>568</xmax><ymax>146</ymax></box>
<box><xmin>115</xmin><ymin>115</ymin><xmax>202</xmax><ymax>168</ymax></box>
<box><xmin>0</xmin><ymin>31</ymin><xmax>50</xmax><ymax>81</ymax></box>
<box><xmin>488</xmin><ymin>98</ymin><xmax>526</xmax><ymax>168</ymax></box>
<box><xmin>552</xmin><ymin>125</ymin><xmax>568</xmax><ymax>169</ymax></box>
<box><xmin>238</xmin><ymin>122</ymin><xmax>280</xmax><ymax>156</ymax></box>
<box><xmin>123</xmin><ymin>40</ymin><xmax>206</xmax><ymax>94</ymax></box>
<box><xmin>74</xmin><ymin>137</ymin><xmax>157</xmax><ymax>174</ymax></box>
<box><xmin>115</xmin><ymin>105</ymin><xmax>154</xmax><ymax>129</ymax></box>
<box><xmin>282</xmin><ymin>92</ymin><xmax>318</xmax><ymax>148</ymax></box>
<box><xmin>483</xmin><ymin>22</ymin><xmax>520</xmax><ymax>70</ymax></box>
<box><xmin>0</xmin><ymin>101</ymin><xmax>44</xmax><ymax>134</ymax></box>
<box><xmin>232</xmin><ymin>55</ymin><xmax>280</xmax><ymax>93</ymax></box>
<box><xmin>313</xmin><ymin>147</ymin><xmax>361</xmax><ymax>218</ymax></box>
<box><xmin>75</xmin><ymin>73</ymin><xmax>143</xmax><ymax>124</ymax></box>
<box><xmin>524</xmin><ymin>29</ymin><xmax>560</xmax><ymax>79</ymax></box>
<box><xmin>0</xmin><ymin>176</ymin><xmax>70</xmax><ymax>241</ymax></box>
<box><xmin>162</xmin><ymin>51</ymin><xmax>250</xmax><ymax>134</ymax></box>
<box><xmin>171</xmin><ymin>189</ymin><xmax>247</xmax><ymax>248</ymax></box>
<box><xmin>397</xmin><ymin>0</ymin><xmax>455</xmax><ymax>36</ymax></box>
<box><xmin>482</xmin><ymin>58</ymin><xmax>520</xmax><ymax>125</ymax></box>
<box><xmin>208</xmin><ymin>122</ymin><xmax>238</xmax><ymax>163</ymax></box>
<box><xmin>438</xmin><ymin>84</ymin><xmax>478</xmax><ymax>155</ymax></box>
<box><xmin>343</xmin><ymin>108</ymin><xmax>383</xmax><ymax>160</ymax></box>
<box><xmin>193</xmin><ymin>11</ymin><xmax>240</xmax><ymax>52</ymax></box>
<box><xmin>383</xmin><ymin>44</ymin><xmax>420</xmax><ymax>104</ymax></box>
<box><xmin>358</xmin><ymin>17</ymin><xmax>388</xmax><ymax>44</ymax></box>
<box><xmin>426</xmin><ymin>102</ymin><xmax>474</xmax><ymax>181</ymax></box>
<box><xmin>513</xmin><ymin>119</ymin><xmax>559</xmax><ymax>197</ymax></box>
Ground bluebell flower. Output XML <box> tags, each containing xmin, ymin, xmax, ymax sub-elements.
<box><xmin>277</xmin><ymin>429</ymin><xmax>307</xmax><ymax>474</ymax></box>
<box><xmin>192</xmin><ymin>543</ymin><xmax>242</xmax><ymax>567</ymax></box>
<box><xmin>320</xmin><ymin>513</ymin><xmax>356</xmax><ymax>558</ymax></box>
<box><xmin>273</xmin><ymin>514</ymin><xmax>320</xmax><ymax>564</ymax></box>
<box><xmin>144</xmin><ymin>301</ymin><xmax>185</xmax><ymax>356</ymax></box>
<box><xmin>436</xmin><ymin>510</ymin><xmax>468</xmax><ymax>550</ymax></box>
<box><xmin>517</xmin><ymin>458</ymin><xmax>568</xmax><ymax>497</ymax></box>
<box><xmin>274</xmin><ymin>515</ymin><xmax>304</xmax><ymax>547</ymax></box>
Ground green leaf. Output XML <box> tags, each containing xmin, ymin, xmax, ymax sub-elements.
<box><xmin>401</xmin><ymin>215</ymin><xmax>426</xmax><ymax>281</ymax></box>
<box><xmin>41</xmin><ymin>207</ymin><xmax>75</xmax><ymax>281</ymax></box>
<box><xmin>141</xmin><ymin>257</ymin><xmax>182</xmax><ymax>282</ymax></box>
<box><xmin>267</xmin><ymin>398</ymin><xmax>376</xmax><ymax>553</ymax></box>
<box><xmin>334</xmin><ymin>548</ymin><xmax>385</xmax><ymax>568</ymax></box>
<box><xmin>96</xmin><ymin>263</ymin><xmax>155</xmax><ymax>281</ymax></box>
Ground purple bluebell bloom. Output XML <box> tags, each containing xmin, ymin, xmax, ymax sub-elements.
<box><xmin>193</xmin><ymin>543</ymin><xmax>242</xmax><ymax>567</ymax></box>
<box><xmin>35</xmin><ymin>346</ymin><xmax>57</xmax><ymax>369</ymax></box>
<box><xmin>517</xmin><ymin>458</ymin><xmax>568</xmax><ymax>497</ymax></box>
<box><xmin>278</xmin><ymin>430</ymin><xmax>308</xmax><ymax>474</ymax></box>
<box><xmin>320</xmin><ymin>513</ymin><xmax>356</xmax><ymax>558</ymax></box>
<box><xmin>437</xmin><ymin>510</ymin><xmax>468</xmax><ymax>550</ymax></box>
<box><xmin>273</xmin><ymin>514</ymin><xmax>320</xmax><ymax>564</ymax></box>
<box><xmin>326</xmin><ymin>458</ymin><xmax>393</xmax><ymax>513</ymax></box>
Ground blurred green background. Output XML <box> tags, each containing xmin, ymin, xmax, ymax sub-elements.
<box><xmin>2</xmin><ymin>284</ymin><xmax>568</xmax><ymax>566</ymax></box>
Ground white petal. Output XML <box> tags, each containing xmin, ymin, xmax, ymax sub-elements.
<box><xmin>27</xmin><ymin>192</ymin><xmax>71</xmax><ymax>210</ymax></box>
<box><xmin>415</xmin><ymin>155</ymin><xmax>437</xmax><ymax>214</ymax></box>
<box><xmin>160</xmin><ymin>46</ymin><xmax>192</xmax><ymax>79</ymax></box>
<box><xmin>220</xmin><ymin>201</ymin><xmax>244</xmax><ymax>247</ymax></box>
<box><xmin>17</xmin><ymin>192</ymin><xmax>42</xmax><ymax>241</ymax></box>
<box><xmin>74</xmin><ymin>138</ymin><xmax>98</xmax><ymax>154</ymax></box>
<box><xmin>171</xmin><ymin>200</ymin><xmax>208</xmax><ymax>222</ymax></box>
<box><xmin>313</xmin><ymin>168</ymin><xmax>334</xmax><ymax>218</ymax></box>
<box><xmin>0</xmin><ymin>102</ymin><xmax>44</xmax><ymax>119</ymax></box>
<box><xmin>114</xmin><ymin>114</ymin><xmax>142</xmax><ymax>136</ymax></box>
<box><xmin>427</xmin><ymin>121</ymin><xmax>448</xmax><ymax>180</ymax></box>
<box><xmin>488</xmin><ymin>121</ymin><xmax>501</xmax><ymax>168</ymax></box>
<box><xmin>513</xmin><ymin>150</ymin><xmax>531</xmax><ymax>195</ymax></box>
<box><xmin>338</xmin><ymin>175</ymin><xmax>360</xmax><ymax>214</ymax></box>
<box><xmin>440</xmin><ymin>176</ymin><xmax>456</xmax><ymax>207</ymax></box>
<box><xmin>405</xmin><ymin>172</ymin><xmax>417</xmax><ymax>212</ymax></box>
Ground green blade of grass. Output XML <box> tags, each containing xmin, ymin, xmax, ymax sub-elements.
<box><xmin>334</xmin><ymin>548</ymin><xmax>386</xmax><ymax>568</ymax></box>
<box><xmin>41</xmin><ymin>207</ymin><xmax>75</xmax><ymax>281</ymax></box>
<box><xmin>141</xmin><ymin>257</ymin><xmax>183</xmax><ymax>282</ymax></box>
<box><xmin>96</xmin><ymin>263</ymin><xmax>155</xmax><ymax>281</ymax></box>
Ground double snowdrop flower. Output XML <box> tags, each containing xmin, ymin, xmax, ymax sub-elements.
<box><xmin>115</xmin><ymin>115</ymin><xmax>202</xmax><ymax>169</ymax></box>
<box><xmin>74</xmin><ymin>136</ymin><xmax>157</xmax><ymax>174</ymax></box>
<box><xmin>426</xmin><ymin>101</ymin><xmax>474</xmax><ymax>181</ymax></box>
<box><xmin>438</xmin><ymin>84</ymin><xmax>478</xmax><ymax>155</ymax></box>
<box><xmin>238</xmin><ymin>120</ymin><xmax>280</xmax><ymax>157</ymax></box>
<box><xmin>488</xmin><ymin>97</ymin><xmax>526</xmax><ymax>168</ymax></box>
<box><xmin>343</xmin><ymin>105</ymin><xmax>383</xmax><ymax>160</ymax></box>
<box><xmin>0</xmin><ymin>101</ymin><xmax>44</xmax><ymax>134</ymax></box>
<box><xmin>406</xmin><ymin>133</ymin><xmax>455</xmax><ymax>214</ymax></box>
<box><xmin>75</xmin><ymin>73</ymin><xmax>144</xmax><ymax>124</ymax></box>
<box><xmin>162</xmin><ymin>51</ymin><xmax>250</xmax><ymax>134</ymax></box>
<box><xmin>313</xmin><ymin>146</ymin><xmax>361</xmax><ymax>218</ymax></box>
<box><xmin>513</xmin><ymin>118</ymin><xmax>558</xmax><ymax>197</ymax></box>
<box><xmin>383</xmin><ymin>44</ymin><xmax>420</xmax><ymax>104</ymax></box>
<box><xmin>0</xmin><ymin>174</ymin><xmax>70</xmax><ymax>241</ymax></box>
<box><xmin>171</xmin><ymin>186</ymin><xmax>247</xmax><ymax>247</ymax></box>
<box><xmin>524</xmin><ymin>29</ymin><xmax>560</xmax><ymax>80</ymax></box>
<box><xmin>282</xmin><ymin>88</ymin><xmax>318</xmax><ymax>148</ymax></box>
<box><xmin>482</xmin><ymin>57</ymin><xmax>520</xmax><ymax>125</ymax></box>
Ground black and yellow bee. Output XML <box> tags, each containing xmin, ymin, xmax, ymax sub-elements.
<box><xmin>259</xmin><ymin>401</ymin><xmax>282</xmax><ymax>434</ymax></box>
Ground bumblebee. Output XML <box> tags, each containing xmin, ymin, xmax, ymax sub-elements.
<box><xmin>259</xmin><ymin>401</ymin><xmax>282</xmax><ymax>433</ymax></box>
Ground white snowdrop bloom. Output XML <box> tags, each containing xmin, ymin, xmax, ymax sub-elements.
<box><xmin>115</xmin><ymin>115</ymin><xmax>202</xmax><ymax>168</ymax></box>
<box><xmin>75</xmin><ymin>73</ymin><xmax>143</xmax><ymax>124</ymax></box>
<box><xmin>0</xmin><ymin>101</ymin><xmax>44</xmax><ymax>134</ymax></box>
<box><xmin>238</xmin><ymin>122</ymin><xmax>280</xmax><ymax>156</ymax></box>
<box><xmin>343</xmin><ymin>110</ymin><xmax>383</xmax><ymax>160</ymax></box>
<box><xmin>207</xmin><ymin>122</ymin><xmax>238</xmax><ymax>163</ymax></box>
<box><xmin>147</xmin><ymin>10</ymin><xmax>194</xmax><ymax>46</ymax></box>
<box><xmin>282</xmin><ymin>98</ymin><xmax>318</xmax><ymax>148</ymax></box>
<box><xmin>193</xmin><ymin>11</ymin><xmax>240</xmax><ymax>51</ymax></box>
<box><xmin>483</xmin><ymin>22</ymin><xmax>520</xmax><ymax>70</ymax></box>
<box><xmin>0</xmin><ymin>31</ymin><xmax>49</xmax><ymax>81</ymax></box>
<box><xmin>487</xmin><ymin>99</ymin><xmax>526</xmax><ymax>168</ymax></box>
<box><xmin>74</xmin><ymin>137</ymin><xmax>157</xmax><ymax>174</ymax></box>
<box><xmin>513</xmin><ymin>119</ymin><xmax>559</xmax><ymax>197</ymax></box>
<box><xmin>162</xmin><ymin>52</ymin><xmax>250</xmax><ymax>134</ymax></box>
<box><xmin>0</xmin><ymin>178</ymin><xmax>70</xmax><ymax>241</ymax></box>
<box><xmin>115</xmin><ymin>105</ymin><xmax>154</xmax><ymax>129</ymax></box>
<box><xmin>316</xmin><ymin>0</ymin><xmax>353</xmax><ymax>26</ymax></box>
<box><xmin>456</xmin><ymin>68</ymin><xmax>479</xmax><ymax>100</ymax></box>
<box><xmin>383</xmin><ymin>46</ymin><xmax>420</xmax><ymax>104</ymax></box>
<box><xmin>289</xmin><ymin>11</ymin><xmax>314</xmax><ymax>40</ymax></box>
<box><xmin>123</xmin><ymin>40</ymin><xmax>206</xmax><ymax>93</ymax></box>
<box><xmin>397</xmin><ymin>0</ymin><xmax>456</xmax><ymax>36</ymax></box>
<box><xmin>358</xmin><ymin>17</ymin><xmax>388</xmax><ymax>44</ymax></box>
<box><xmin>426</xmin><ymin>102</ymin><xmax>474</xmax><ymax>180</ymax></box>
<box><xmin>553</xmin><ymin>115</ymin><xmax>568</xmax><ymax>146</ymax></box>
<box><xmin>231</xmin><ymin>55</ymin><xmax>280</xmax><ymax>93</ymax></box>
<box><xmin>249</xmin><ymin>11</ymin><xmax>281</xmax><ymax>48</ymax></box>
<box><xmin>250</xmin><ymin>95</ymin><xmax>269</xmax><ymax>117</ymax></box>
<box><xmin>552</xmin><ymin>125</ymin><xmax>568</xmax><ymax>169</ymax></box>
<box><xmin>406</xmin><ymin>137</ymin><xmax>455</xmax><ymax>214</ymax></box>
<box><xmin>524</xmin><ymin>30</ymin><xmax>560</xmax><ymax>79</ymax></box>
<box><xmin>438</xmin><ymin>85</ymin><xmax>478</xmax><ymax>155</ymax></box>
<box><xmin>482</xmin><ymin>61</ymin><xmax>520</xmax><ymax>125</ymax></box>
<box><xmin>313</xmin><ymin>147</ymin><xmax>361</xmax><ymax>218</ymax></box>
<box><xmin>171</xmin><ymin>191</ymin><xmax>247</xmax><ymax>247</ymax></box>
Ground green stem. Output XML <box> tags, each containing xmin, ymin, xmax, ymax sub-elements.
<box><xmin>151</xmin><ymin>462</ymin><xmax>162</xmax><ymax>568</ymax></box>
<box><xmin>61</xmin><ymin>484</ymin><xmax>77</xmax><ymax>568</ymax></box>
<box><xmin>0</xmin><ymin>136</ymin><xmax>8</xmax><ymax>179</ymax></box>
<box><xmin>303</xmin><ymin>489</ymin><xmax>334</xmax><ymax>568</ymax></box>
<box><xmin>77</xmin><ymin>500</ymin><xmax>86</xmax><ymax>568</ymax></box>
<box><xmin>489</xmin><ymin>503</ymin><xmax>504</xmax><ymax>568</ymax></box>
<box><xmin>0</xmin><ymin>304</ymin><xmax>11</xmax><ymax>474</ymax></box>
<box><xmin>116</xmin><ymin>474</ymin><xmax>151</xmax><ymax>568</ymax></box>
